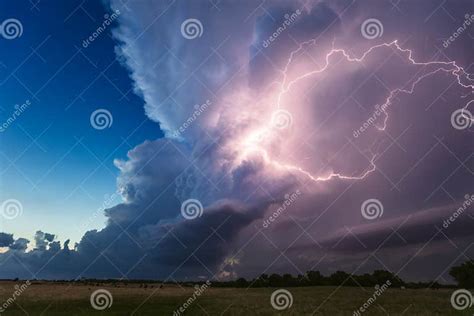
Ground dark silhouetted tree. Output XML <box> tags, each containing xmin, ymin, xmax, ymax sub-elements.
<box><xmin>235</xmin><ymin>278</ymin><xmax>248</xmax><ymax>287</ymax></box>
<box><xmin>329</xmin><ymin>271</ymin><xmax>350</xmax><ymax>286</ymax></box>
<box><xmin>372</xmin><ymin>270</ymin><xmax>404</xmax><ymax>287</ymax></box>
<box><xmin>254</xmin><ymin>274</ymin><xmax>269</xmax><ymax>287</ymax></box>
<box><xmin>268</xmin><ymin>274</ymin><xmax>283</xmax><ymax>287</ymax></box>
<box><xmin>450</xmin><ymin>260</ymin><xmax>474</xmax><ymax>288</ymax></box>
<box><xmin>306</xmin><ymin>271</ymin><xmax>324</xmax><ymax>286</ymax></box>
<box><xmin>354</xmin><ymin>273</ymin><xmax>375</xmax><ymax>287</ymax></box>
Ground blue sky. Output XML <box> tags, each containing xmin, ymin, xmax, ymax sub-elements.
<box><xmin>0</xmin><ymin>0</ymin><xmax>162</xmax><ymax>244</ymax></box>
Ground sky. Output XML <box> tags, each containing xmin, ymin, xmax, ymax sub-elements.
<box><xmin>0</xmin><ymin>0</ymin><xmax>473</xmax><ymax>283</ymax></box>
<box><xmin>0</xmin><ymin>0</ymin><xmax>161</xmax><ymax>243</ymax></box>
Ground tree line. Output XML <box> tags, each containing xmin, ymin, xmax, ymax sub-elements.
<box><xmin>219</xmin><ymin>260</ymin><xmax>473</xmax><ymax>289</ymax></box>
<box><xmin>6</xmin><ymin>260</ymin><xmax>473</xmax><ymax>289</ymax></box>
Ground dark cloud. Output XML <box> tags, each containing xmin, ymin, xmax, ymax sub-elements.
<box><xmin>0</xmin><ymin>233</ymin><xmax>14</xmax><ymax>247</ymax></box>
<box><xmin>317</xmin><ymin>202</ymin><xmax>474</xmax><ymax>252</ymax></box>
<box><xmin>9</xmin><ymin>238</ymin><xmax>30</xmax><ymax>251</ymax></box>
<box><xmin>34</xmin><ymin>231</ymin><xmax>56</xmax><ymax>251</ymax></box>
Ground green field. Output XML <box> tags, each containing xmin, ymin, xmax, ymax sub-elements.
<box><xmin>0</xmin><ymin>282</ymin><xmax>470</xmax><ymax>315</ymax></box>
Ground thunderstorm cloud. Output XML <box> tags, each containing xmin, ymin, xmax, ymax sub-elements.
<box><xmin>0</xmin><ymin>0</ymin><xmax>472</xmax><ymax>282</ymax></box>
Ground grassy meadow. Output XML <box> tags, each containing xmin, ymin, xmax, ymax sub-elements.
<box><xmin>0</xmin><ymin>281</ymin><xmax>470</xmax><ymax>315</ymax></box>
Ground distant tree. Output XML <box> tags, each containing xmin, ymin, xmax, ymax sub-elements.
<box><xmin>329</xmin><ymin>271</ymin><xmax>350</xmax><ymax>286</ymax></box>
<box><xmin>268</xmin><ymin>274</ymin><xmax>283</xmax><ymax>287</ymax></box>
<box><xmin>306</xmin><ymin>271</ymin><xmax>324</xmax><ymax>286</ymax></box>
<box><xmin>256</xmin><ymin>274</ymin><xmax>269</xmax><ymax>287</ymax></box>
<box><xmin>354</xmin><ymin>273</ymin><xmax>375</xmax><ymax>287</ymax></box>
<box><xmin>372</xmin><ymin>270</ymin><xmax>404</xmax><ymax>287</ymax></box>
<box><xmin>282</xmin><ymin>274</ymin><xmax>295</xmax><ymax>286</ymax></box>
<box><xmin>450</xmin><ymin>260</ymin><xmax>474</xmax><ymax>288</ymax></box>
<box><xmin>235</xmin><ymin>278</ymin><xmax>248</xmax><ymax>287</ymax></box>
<box><xmin>296</xmin><ymin>274</ymin><xmax>306</xmax><ymax>286</ymax></box>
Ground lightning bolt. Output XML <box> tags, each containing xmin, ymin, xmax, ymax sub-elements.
<box><xmin>240</xmin><ymin>40</ymin><xmax>473</xmax><ymax>183</ymax></box>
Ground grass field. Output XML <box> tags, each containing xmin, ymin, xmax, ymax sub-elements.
<box><xmin>0</xmin><ymin>281</ymin><xmax>470</xmax><ymax>315</ymax></box>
